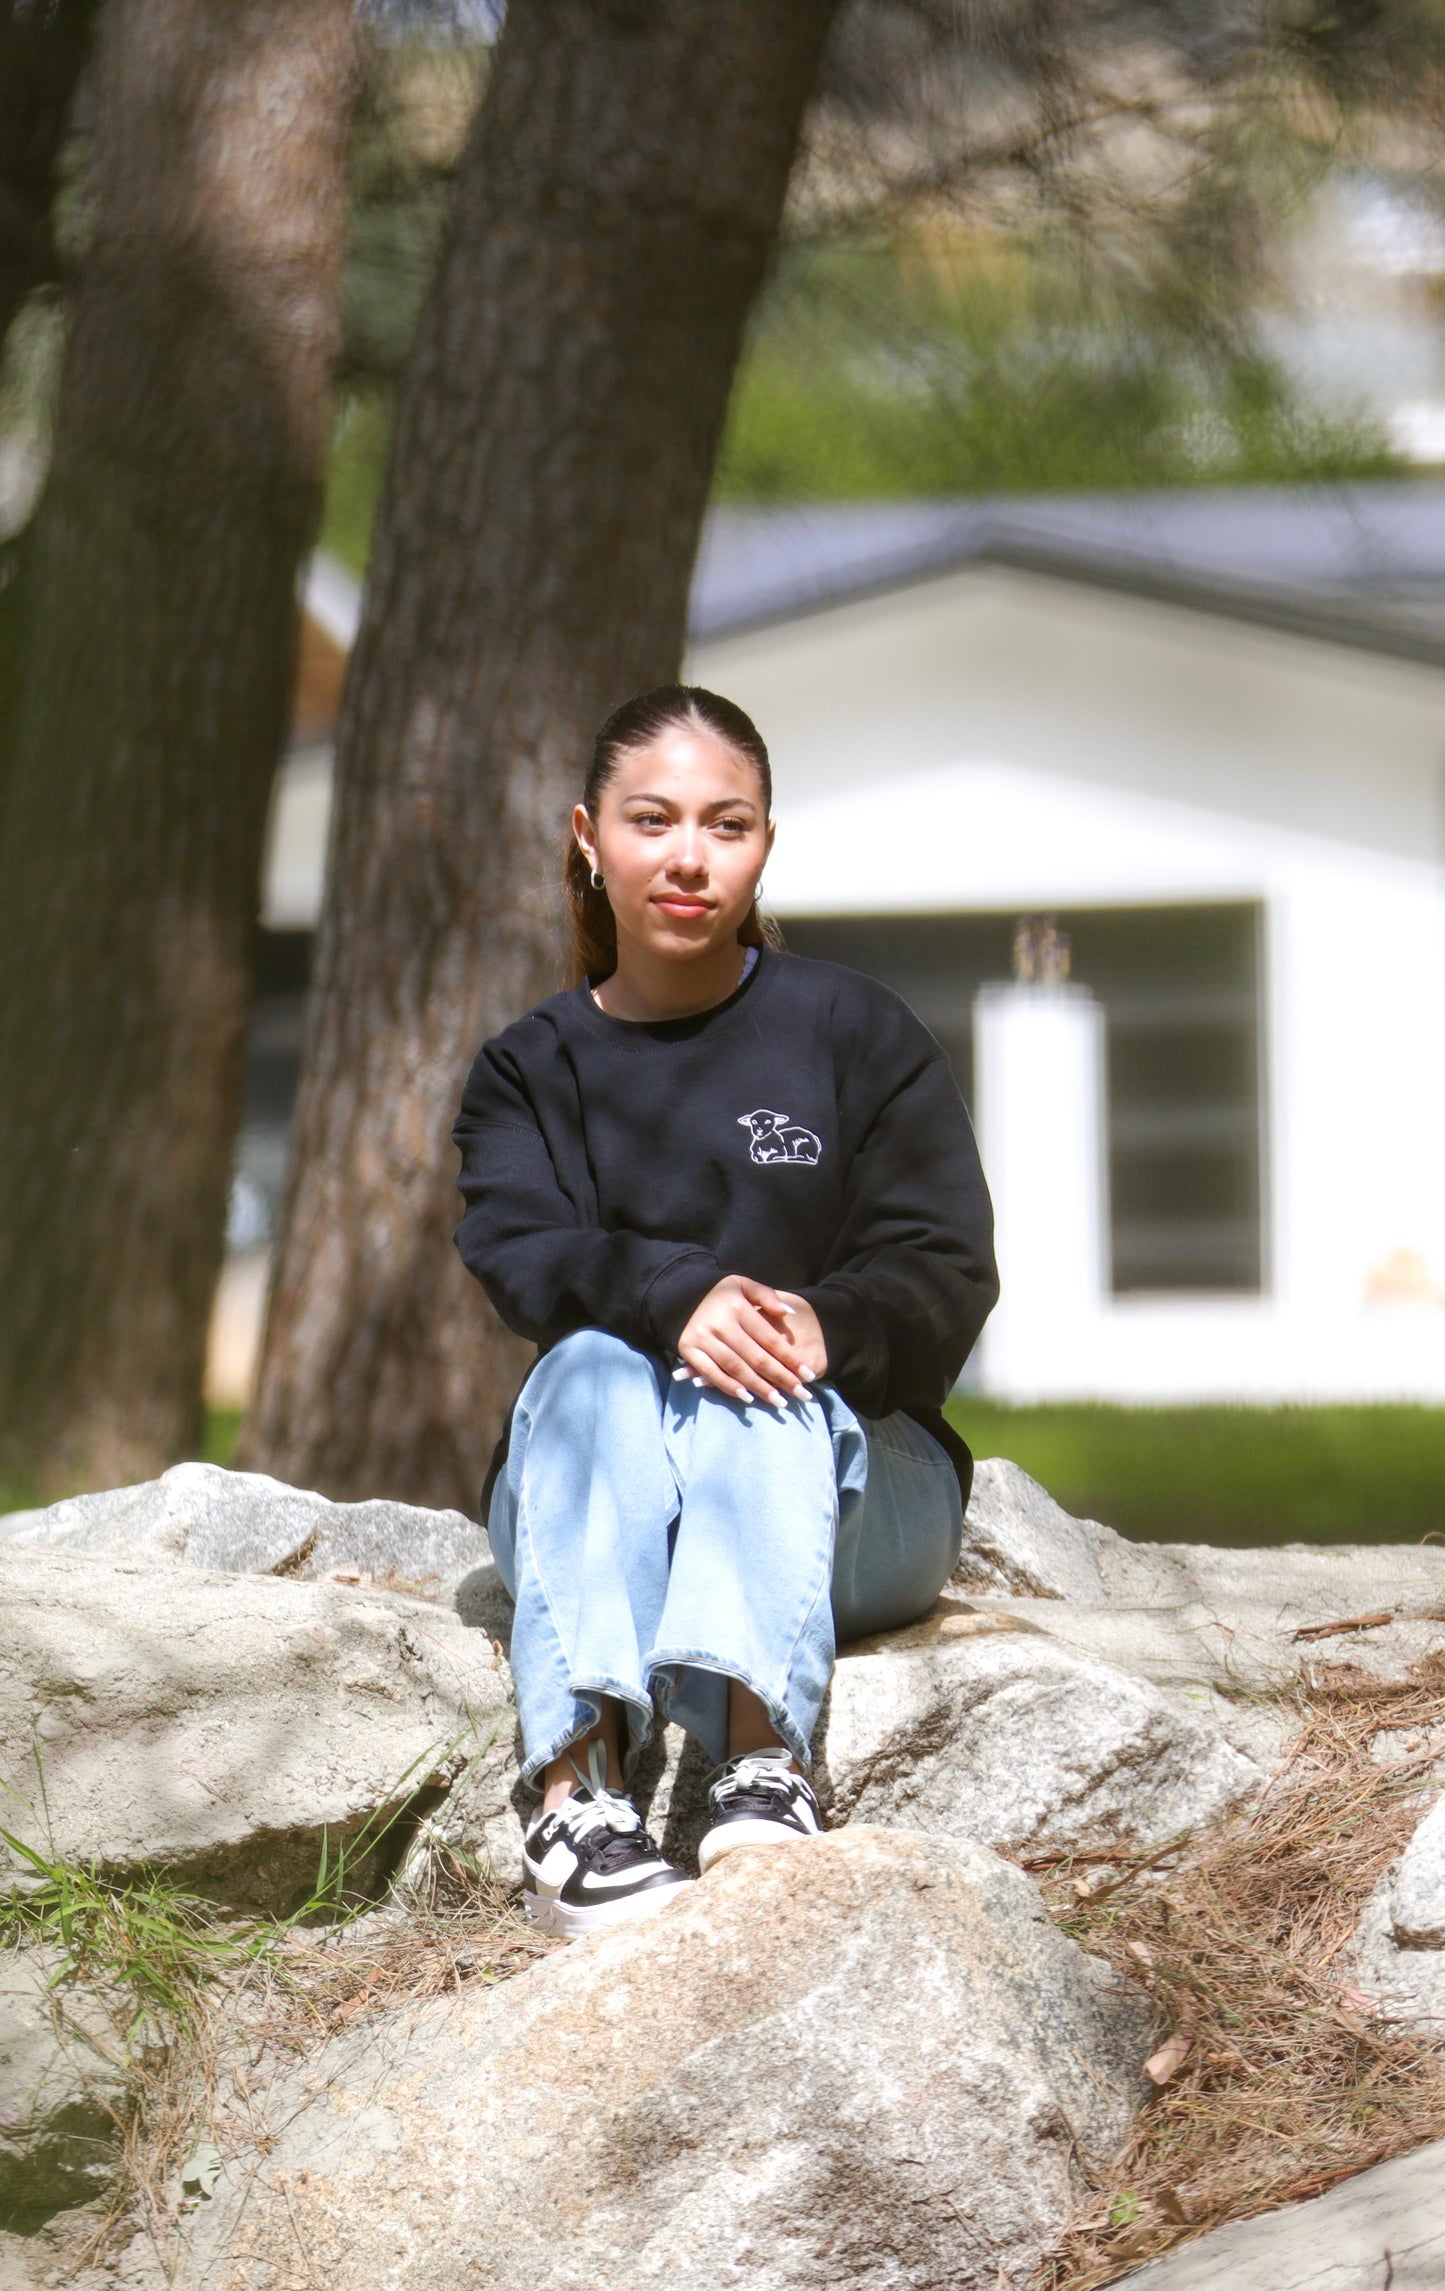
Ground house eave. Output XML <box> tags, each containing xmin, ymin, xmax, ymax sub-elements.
<box><xmin>691</xmin><ymin>534</ymin><xmax>1445</xmax><ymax>674</ymax></box>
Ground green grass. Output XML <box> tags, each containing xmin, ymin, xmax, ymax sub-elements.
<box><xmin>946</xmin><ymin>1399</ymin><xmax>1445</xmax><ymax>1549</ymax></box>
<box><xmin>0</xmin><ymin>1722</ymin><xmax>521</xmax><ymax>2245</ymax></box>
<box><xmin>0</xmin><ymin>1843</ymin><xmax>262</xmax><ymax>2040</ymax></box>
<box><xmin>12</xmin><ymin>1402</ymin><xmax>1445</xmax><ymax>1552</ymax></box>
<box><xmin>1</xmin><ymin>1722</ymin><xmax>490</xmax><ymax>2023</ymax></box>
<box><xmin>196</xmin><ymin>1398</ymin><xmax>1445</xmax><ymax>1551</ymax></box>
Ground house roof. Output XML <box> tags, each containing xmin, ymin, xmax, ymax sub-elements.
<box><xmin>302</xmin><ymin>478</ymin><xmax>1445</xmax><ymax>677</ymax></box>
<box><xmin>690</xmin><ymin>482</ymin><xmax>1445</xmax><ymax>667</ymax></box>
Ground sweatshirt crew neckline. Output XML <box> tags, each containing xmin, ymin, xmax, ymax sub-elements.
<box><xmin>574</xmin><ymin>941</ymin><xmax>775</xmax><ymax>1047</ymax></box>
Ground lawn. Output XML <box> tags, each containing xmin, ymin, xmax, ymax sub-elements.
<box><xmin>946</xmin><ymin>1399</ymin><xmax>1445</xmax><ymax>1549</ymax></box>
<box><xmin>6</xmin><ymin>1403</ymin><xmax>1443</xmax><ymax>1551</ymax></box>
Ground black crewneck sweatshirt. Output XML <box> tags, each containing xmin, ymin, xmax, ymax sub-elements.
<box><xmin>452</xmin><ymin>947</ymin><xmax>999</xmax><ymax>1508</ymax></box>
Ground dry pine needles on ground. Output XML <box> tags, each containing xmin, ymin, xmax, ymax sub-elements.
<box><xmin>1031</xmin><ymin>1649</ymin><xmax>1445</xmax><ymax>2288</ymax></box>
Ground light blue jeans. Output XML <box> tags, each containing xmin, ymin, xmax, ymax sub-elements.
<box><xmin>486</xmin><ymin>1327</ymin><xmax>964</xmax><ymax>1782</ymax></box>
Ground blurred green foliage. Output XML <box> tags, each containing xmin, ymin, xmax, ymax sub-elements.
<box><xmin>946</xmin><ymin>1399</ymin><xmax>1445</xmax><ymax>1548</ymax></box>
<box><xmin>713</xmin><ymin>232</ymin><xmax>1396</xmax><ymax>502</ymax></box>
<box><xmin>321</xmin><ymin>391</ymin><xmax>393</xmax><ymax>572</ymax></box>
<box><xmin>314</xmin><ymin>34</ymin><xmax>480</xmax><ymax>570</ymax></box>
<box><xmin>320</xmin><ymin>229</ymin><xmax>1396</xmax><ymax>572</ymax></box>
<box><xmin>204</xmin><ymin>1408</ymin><xmax>244</xmax><ymax>1468</ymax></box>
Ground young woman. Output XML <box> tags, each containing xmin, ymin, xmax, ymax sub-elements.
<box><xmin>451</xmin><ymin>685</ymin><xmax>998</xmax><ymax>1939</ymax></box>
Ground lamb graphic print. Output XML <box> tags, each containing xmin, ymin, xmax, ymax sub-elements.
<box><xmin>737</xmin><ymin>1108</ymin><xmax>822</xmax><ymax>1165</ymax></box>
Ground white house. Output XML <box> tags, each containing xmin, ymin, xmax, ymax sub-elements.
<box><xmin>246</xmin><ymin>483</ymin><xmax>1445</xmax><ymax>1409</ymax></box>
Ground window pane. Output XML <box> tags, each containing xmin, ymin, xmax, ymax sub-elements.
<box><xmin>779</xmin><ymin>903</ymin><xmax>1264</xmax><ymax>1296</ymax></box>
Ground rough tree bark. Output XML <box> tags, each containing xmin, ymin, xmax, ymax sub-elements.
<box><xmin>240</xmin><ymin>0</ymin><xmax>842</xmax><ymax>1509</ymax></box>
<box><xmin>0</xmin><ymin>0</ymin><xmax>356</xmax><ymax>1499</ymax></box>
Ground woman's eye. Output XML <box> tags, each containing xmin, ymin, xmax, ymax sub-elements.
<box><xmin>717</xmin><ymin>817</ymin><xmax>748</xmax><ymax>835</ymax></box>
<box><xmin>631</xmin><ymin>812</ymin><xmax>668</xmax><ymax>828</ymax></box>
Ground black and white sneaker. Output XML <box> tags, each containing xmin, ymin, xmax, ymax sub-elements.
<box><xmin>697</xmin><ymin>1748</ymin><xmax>823</xmax><ymax>1874</ymax></box>
<box><xmin>522</xmin><ymin>1752</ymin><xmax>691</xmax><ymax>1941</ymax></box>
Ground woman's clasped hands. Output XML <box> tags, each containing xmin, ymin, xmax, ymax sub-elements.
<box><xmin>674</xmin><ymin>1274</ymin><xmax>827</xmax><ymax>1409</ymax></box>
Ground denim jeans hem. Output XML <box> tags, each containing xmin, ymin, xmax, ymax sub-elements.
<box><xmin>517</xmin><ymin>1677</ymin><xmax>657</xmax><ymax>1788</ymax></box>
<box><xmin>646</xmin><ymin>1648</ymin><xmax>813</xmax><ymax>1771</ymax></box>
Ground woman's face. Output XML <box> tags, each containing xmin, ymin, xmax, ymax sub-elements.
<box><xmin>575</xmin><ymin>725</ymin><xmax>774</xmax><ymax>964</ymax></box>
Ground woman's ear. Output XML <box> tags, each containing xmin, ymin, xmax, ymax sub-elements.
<box><xmin>571</xmin><ymin>801</ymin><xmax>597</xmax><ymax>873</ymax></box>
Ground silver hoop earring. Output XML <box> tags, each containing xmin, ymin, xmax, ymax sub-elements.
<box><xmin>754</xmin><ymin>878</ymin><xmax>766</xmax><ymax>902</ymax></box>
<box><xmin>589</xmin><ymin>866</ymin><xmax>605</xmax><ymax>890</ymax></box>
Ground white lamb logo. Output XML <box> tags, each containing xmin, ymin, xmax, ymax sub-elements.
<box><xmin>738</xmin><ymin>1108</ymin><xmax>822</xmax><ymax>1166</ymax></box>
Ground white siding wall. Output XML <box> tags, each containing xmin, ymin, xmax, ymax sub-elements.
<box><xmin>692</xmin><ymin>565</ymin><xmax>1445</xmax><ymax>1401</ymax></box>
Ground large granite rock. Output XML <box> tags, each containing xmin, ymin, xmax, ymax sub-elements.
<box><xmin>953</xmin><ymin>1458</ymin><xmax>1116</xmax><ymax>1601</ymax></box>
<box><xmin>1352</xmin><ymin>1791</ymin><xmax>1445</xmax><ymax>2032</ymax></box>
<box><xmin>955</xmin><ymin>1463</ymin><xmax>1445</xmax><ymax>1644</ymax></box>
<box><xmin>452</xmin><ymin>1553</ymin><xmax>517</xmax><ymax>1646</ymax></box>
<box><xmin>0</xmin><ymin>1548</ymin><xmax>517</xmax><ymax>1911</ymax></box>
<box><xmin>158</xmin><ymin>1830</ymin><xmax>1153</xmax><ymax>2291</ymax></box>
<box><xmin>0</xmin><ymin>1951</ymin><xmax>126</xmax><ymax>2211</ymax></box>
<box><xmin>1392</xmin><ymin>1793</ymin><xmax>1445</xmax><ymax>1948</ymax></box>
<box><xmin>1115</xmin><ymin>2137</ymin><xmax>1445</xmax><ymax>2288</ymax></box>
<box><xmin>947</xmin><ymin>1464</ymin><xmax>1445</xmax><ymax>1771</ymax></box>
<box><xmin>958</xmin><ymin>1532</ymin><xmax>1445</xmax><ymax>1739</ymax></box>
<box><xmin>446</xmin><ymin>1512</ymin><xmax>1445</xmax><ymax>1796</ymax></box>
<box><xmin>0</xmin><ymin>1463</ymin><xmax>489</xmax><ymax>1600</ymax></box>
<box><xmin>816</xmin><ymin>1617</ymin><xmax>1260</xmax><ymax>1857</ymax></box>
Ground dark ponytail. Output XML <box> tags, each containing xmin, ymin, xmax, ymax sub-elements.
<box><xmin>563</xmin><ymin>684</ymin><xmax>783</xmax><ymax>987</ymax></box>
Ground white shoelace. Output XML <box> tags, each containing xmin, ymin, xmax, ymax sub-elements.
<box><xmin>555</xmin><ymin>1786</ymin><xmax>643</xmax><ymax>1847</ymax></box>
<box><xmin>553</xmin><ymin>1737</ymin><xmax>644</xmax><ymax>1845</ymax></box>
<box><xmin>714</xmin><ymin>1749</ymin><xmax>799</xmax><ymax>1805</ymax></box>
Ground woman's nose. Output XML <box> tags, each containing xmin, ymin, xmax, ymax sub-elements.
<box><xmin>668</xmin><ymin>831</ymin><xmax>706</xmax><ymax>875</ymax></box>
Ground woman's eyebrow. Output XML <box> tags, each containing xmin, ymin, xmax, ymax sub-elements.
<box><xmin>620</xmin><ymin>791</ymin><xmax>757</xmax><ymax>815</ymax></box>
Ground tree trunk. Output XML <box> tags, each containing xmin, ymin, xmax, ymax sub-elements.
<box><xmin>240</xmin><ymin>0</ymin><xmax>840</xmax><ymax>1510</ymax></box>
<box><xmin>0</xmin><ymin>0</ymin><xmax>356</xmax><ymax>1500</ymax></box>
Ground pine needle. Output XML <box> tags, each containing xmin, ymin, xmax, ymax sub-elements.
<box><xmin>1031</xmin><ymin>1649</ymin><xmax>1445</xmax><ymax>2287</ymax></box>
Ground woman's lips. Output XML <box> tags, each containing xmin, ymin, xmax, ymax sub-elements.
<box><xmin>653</xmin><ymin>895</ymin><xmax>712</xmax><ymax>916</ymax></box>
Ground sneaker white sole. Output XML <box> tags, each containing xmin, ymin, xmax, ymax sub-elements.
<box><xmin>523</xmin><ymin>1878</ymin><xmax>692</xmax><ymax>1942</ymax></box>
<box><xmin>697</xmin><ymin>1819</ymin><xmax>816</xmax><ymax>1875</ymax></box>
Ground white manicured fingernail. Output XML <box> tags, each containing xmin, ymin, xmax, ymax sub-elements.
<box><xmin>779</xmin><ymin>1303</ymin><xmax>796</xmax><ymax>1315</ymax></box>
<box><xmin>800</xmin><ymin>1368</ymin><xmax>816</xmax><ymax>1382</ymax></box>
<box><xmin>692</xmin><ymin>1376</ymin><xmax>707</xmax><ymax>1388</ymax></box>
<box><xmin>672</xmin><ymin>1365</ymin><xmax>690</xmax><ymax>1380</ymax></box>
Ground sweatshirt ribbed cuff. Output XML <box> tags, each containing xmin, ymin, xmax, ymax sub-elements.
<box><xmin>796</xmin><ymin>1282</ymin><xmax>887</xmax><ymax>1416</ymax></box>
<box><xmin>641</xmin><ymin>1251</ymin><xmax>725</xmax><ymax>1357</ymax></box>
